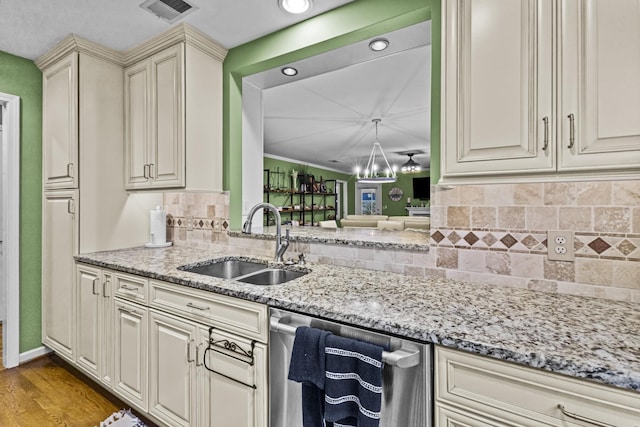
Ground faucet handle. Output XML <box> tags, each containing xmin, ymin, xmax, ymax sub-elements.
<box><xmin>298</xmin><ymin>253</ymin><xmax>306</xmax><ymax>265</ymax></box>
<box><xmin>285</xmin><ymin>228</ymin><xmax>290</xmax><ymax>240</ymax></box>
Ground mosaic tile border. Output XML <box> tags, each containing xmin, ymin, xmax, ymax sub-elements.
<box><xmin>167</xmin><ymin>215</ymin><xmax>229</xmax><ymax>231</ymax></box>
<box><xmin>431</xmin><ymin>228</ymin><xmax>640</xmax><ymax>261</ymax></box>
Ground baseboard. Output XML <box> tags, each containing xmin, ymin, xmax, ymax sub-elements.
<box><xmin>19</xmin><ymin>346</ymin><xmax>52</xmax><ymax>364</ymax></box>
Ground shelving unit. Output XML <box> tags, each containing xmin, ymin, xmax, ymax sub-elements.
<box><xmin>263</xmin><ymin>169</ymin><xmax>337</xmax><ymax>226</ymax></box>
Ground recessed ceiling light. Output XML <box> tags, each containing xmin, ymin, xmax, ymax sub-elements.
<box><xmin>281</xmin><ymin>67</ymin><xmax>298</xmax><ymax>76</ymax></box>
<box><xmin>279</xmin><ymin>0</ymin><xmax>313</xmax><ymax>14</ymax></box>
<box><xmin>369</xmin><ymin>38</ymin><xmax>390</xmax><ymax>52</ymax></box>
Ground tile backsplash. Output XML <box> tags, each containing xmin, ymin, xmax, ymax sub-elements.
<box><xmin>163</xmin><ymin>191</ymin><xmax>230</xmax><ymax>248</ymax></box>
<box><xmin>162</xmin><ymin>181</ymin><xmax>640</xmax><ymax>302</ymax></box>
<box><xmin>429</xmin><ymin>181</ymin><xmax>640</xmax><ymax>302</ymax></box>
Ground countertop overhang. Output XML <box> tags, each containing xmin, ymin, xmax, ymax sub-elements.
<box><xmin>76</xmin><ymin>245</ymin><xmax>640</xmax><ymax>393</ymax></box>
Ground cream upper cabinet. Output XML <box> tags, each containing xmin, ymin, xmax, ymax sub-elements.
<box><xmin>558</xmin><ymin>0</ymin><xmax>640</xmax><ymax>173</ymax></box>
<box><xmin>125</xmin><ymin>44</ymin><xmax>185</xmax><ymax>189</ymax></box>
<box><xmin>42</xmin><ymin>51</ymin><xmax>78</xmax><ymax>189</ymax></box>
<box><xmin>42</xmin><ymin>190</ymin><xmax>78</xmax><ymax>361</ymax></box>
<box><xmin>441</xmin><ymin>0</ymin><xmax>640</xmax><ymax>183</ymax></box>
<box><xmin>124</xmin><ymin>29</ymin><xmax>226</xmax><ymax>191</ymax></box>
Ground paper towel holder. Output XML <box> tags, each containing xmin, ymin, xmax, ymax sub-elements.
<box><xmin>145</xmin><ymin>206</ymin><xmax>173</xmax><ymax>248</ymax></box>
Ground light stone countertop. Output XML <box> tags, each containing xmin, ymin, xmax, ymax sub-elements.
<box><xmin>227</xmin><ymin>225</ymin><xmax>430</xmax><ymax>251</ymax></box>
<box><xmin>76</xmin><ymin>245</ymin><xmax>640</xmax><ymax>393</ymax></box>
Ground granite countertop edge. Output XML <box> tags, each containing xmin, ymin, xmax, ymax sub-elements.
<box><xmin>75</xmin><ymin>247</ymin><xmax>640</xmax><ymax>394</ymax></box>
<box><xmin>226</xmin><ymin>230</ymin><xmax>431</xmax><ymax>252</ymax></box>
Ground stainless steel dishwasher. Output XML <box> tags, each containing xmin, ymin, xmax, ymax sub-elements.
<box><xmin>269</xmin><ymin>308</ymin><xmax>432</xmax><ymax>427</ymax></box>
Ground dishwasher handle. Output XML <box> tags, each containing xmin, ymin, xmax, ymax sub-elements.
<box><xmin>270</xmin><ymin>316</ymin><xmax>421</xmax><ymax>369</ymax></box>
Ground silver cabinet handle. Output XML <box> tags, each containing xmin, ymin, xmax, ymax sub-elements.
<box><xmin>92</xmin><ymin>278</ymin><xmax>99</xmax><ymax>295</ymax></box>
<box><xmin>557</xmin><ymin>404</ymin><xmax>613</xmax><ymax>427</ymax></box>
<box><xmin>119</xmin><ymin>284</ymin><xmax>139</xmax><ymax>297</ymax></box>
<box><xmin>118</xmin><ymin>306</ymin><xmax>139</xmax><ymax>316</ymax></box>
<box><xmin>67</xmin><ymin>199</ymin><xmax>75</xmax><ymax>214</ymax></box>
<box><xmin>567</xmin><ymin>113</ymin><xmax>575</xmax><ymax>148</ymax></box>
<box><xmin>66</xmin><ymin>163</ymin><xmax>74</xmax><ymax>178</ymax></box>
<box><xmin>149</xmin><ymin>163</ymin><xmax>155</xmax><ymax>179</ymax></box>
<box><xmin>542</xmin><ymin>116</ymin><xmax>549</xmax><ymax>151</ymax></box>
<box><xmin>103</xmin><ymin>278</ymin><xmax>110</xmax><ymax>299</ymax></box>
<box><xmin>187</xmin><ymin>339</ymin><xmax>195</xmax><ymax>363</ymax></box>
<box><xmin>186</xmin><ymin>302</ymin><xmax>209</xmax><ymax>311</ymax></box>
<box><xmin>196</xmin><ymin>343</ymin><xmax>204</xmax><ymax>366</ymax></box>
<box><xmin>143</xmin><ymin>164</ymin><xmax>149</xmax><ymax>179</ymax></box>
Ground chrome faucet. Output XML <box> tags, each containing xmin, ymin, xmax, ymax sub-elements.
<box><xmin>242</xmin><ymin>203</ymin><xmax>290</xmax><ymax>263</ymax></box>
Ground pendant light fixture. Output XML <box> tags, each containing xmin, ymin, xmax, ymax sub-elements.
<box><xmin>401</xmin><ymin>153</ymin><xmax>421</xmax><ymax>173</ymax></box>
<box><xmin>356</xmin><ymin>119</ymin><xmax>397</xmax><ymax>184</ymax></box>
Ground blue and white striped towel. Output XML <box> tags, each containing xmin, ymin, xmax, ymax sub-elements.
<box><xmin>323</xmin><ymin>334</ymin><xmax>384</xmax><ymax>427</ymax></box>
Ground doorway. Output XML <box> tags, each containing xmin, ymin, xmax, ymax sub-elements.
<box><xmin>0</xmin><ymin>93</ymin><xmax>20</xmax><ymax>368</ymax></box>
<box><xmin>356</xmin><ymin>183</ymin><xmax>382</xmax><ymax>215</ymax></box>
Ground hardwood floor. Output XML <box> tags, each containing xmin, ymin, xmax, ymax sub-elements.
<box><xmin>0</xmin><ymin>324</ymin><xmax>155</xmax><ymax>427</ymax></box>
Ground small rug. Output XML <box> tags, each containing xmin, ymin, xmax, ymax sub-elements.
<box><xmin>98</xmin><ymin>409</ymin><xmax>147</xmax><ymax>427</ymax></box>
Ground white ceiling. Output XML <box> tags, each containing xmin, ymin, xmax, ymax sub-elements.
<box><xmin>258</xmin><ymin>21</ymin><xmax>432</xmax><ymax>174</ymax></box>
<box><xmin>0</xmin><ymin>0</ymin><xmax>353</xmax><ymax>60</ymax></box>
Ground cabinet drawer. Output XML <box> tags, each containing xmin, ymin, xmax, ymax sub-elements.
<box><xmin>436</xmin><ymin>346</ymin><xmax>640</xmax><ymax>426</ymax></box>
<box><xmin>149</xmin><ymin>281</ymin><xmax>268</xmax><ymax>342</ymax></box>
<box><xmin>113</xmin><ymin>272</ymin><xmax>148</xmax><ymax>305</ymax></box>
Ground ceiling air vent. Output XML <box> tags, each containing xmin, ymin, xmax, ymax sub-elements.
<box><xmin>140</xmin><ymin>0</ymin><xmax>198</xmax><ymax>24</ymax></box>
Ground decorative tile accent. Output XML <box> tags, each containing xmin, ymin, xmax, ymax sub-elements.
<box><xmin>431</xmin><ymin>227</ymin><xmax>639</xmax><ymax>262</ymax></box>
<box><xmin>588</xmin><ymin>237</ymin><xmax>611</xmax><ymax>254</ymax></box>
<box><xmin>500</xmin><ymin>234</ymin><xmax>517</xmax><ymax>248</ymax></box>
<box><xmin>464</xmin><ymin>232</ymin><xmax>479</xmax><ymax>246</ymax></box>
<box><xmin>431</xmin><ymin>230</ymin><xmax>445</xmax><ymax>243</ymax></box>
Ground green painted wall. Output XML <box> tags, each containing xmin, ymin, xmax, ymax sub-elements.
<box><xmin>224</xmin><ymin>0</ymin><xmax>440</xmax><ymax>228</ymax></box>
<box><xmin>263</xmin><ymin>157</ymin><xmax>355</xmax><ymax>224</ymax></box>
<box><xmin>0</xmin><ymin>51</ymin><xmax>43</xmax><ymax>353</ymax></box>
<box><xmin>381</xmin><ymin>170</ymin><xmax>430</xmax><ymax>217</ymax></box>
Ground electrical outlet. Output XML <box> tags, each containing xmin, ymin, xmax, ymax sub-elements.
<box><xmin>548</xmin><ymin>230</ymin><xmax>574</xmax><ymax>261</ymax></box>
<box><xmin>186</xmin><ymin>215</ymin><xmax>193</xmax><ymax>231</ymax></box>
<box><xmin>213</xmin><ymin>218</ymin><xmax>221</xmax><ymax>232</ymax></box>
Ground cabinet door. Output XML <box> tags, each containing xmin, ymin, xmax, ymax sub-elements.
<box><xmin>125</xmin><ymin>60</ymin><xmax>151</xmax><ymax>189</ymax></box>
<box><xmin>42</xmin><ymin>190</ymin><xmax>78</xmax><ymax>361</ymax></box>
<box><xmin>113</xmin><ymin>298</ymin><xmax>148</xmax><ymax>412</ymax></box>
<box><xmin>43</xmin><ymin>52</ymin><xmax>78</xmax><ymax>189</ymax></box>
<box><xmin>199</xmin><ymin>327</ymin><xmax>268</xmax><ymax>427</ymax></box>
<box><xmin>101</xmin><ymin>270</ymin><xmax>114</xmax><ymax>387</ymax></box>
<box><xmin>442</xmin><ymin>0</ymin><xmax>554</xmax><ymax>180</ymax></box>
<box><xmin>76</xmin><ymin>264</ymin><xmax>101</xmax><ymax>379</ymax></box>
<box><xmin>149</xmin><ymin>43</ymin><xmax>185</xmax><ymax>188</ymax></box>
<box><xmin>149</xmin><ymin>310</ymin><xmax>197</xmax><ymax>427</ymax></box>
<box><xmin>559</xmin><ymin>0</ymin><xmax>640</xmax><ymax>172</ymax></box>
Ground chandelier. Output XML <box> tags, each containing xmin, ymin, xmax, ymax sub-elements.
<box><xmin>401</xmin><ymin>153</ymin><xmax>421</xmax><ymax>173</ymax></box>
<box><xmin>355</xmin><ymin>119</ymin><xmax>397</xmax><ymax>184</ymax></box>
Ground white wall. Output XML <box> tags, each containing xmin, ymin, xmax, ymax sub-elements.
<box><xmin>241</xmin><ymin>80</ymin><xmax>265</xmax><ymax>230</ymax></box>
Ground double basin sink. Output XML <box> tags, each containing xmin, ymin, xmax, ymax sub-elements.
<box><xmin>178</xmin><ymin>258</ymin><xmax>308</xmax><ymax>285</ymax></box>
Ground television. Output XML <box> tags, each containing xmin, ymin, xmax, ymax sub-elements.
<box><xmin>412</xmin><ymin>177</ymin><xmax>430</xmax><ymax>200</ymax></box>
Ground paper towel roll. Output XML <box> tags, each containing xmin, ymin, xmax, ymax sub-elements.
<box><xmin>147</xmin><ymin>206</ymin><xmax>168</xmax><ymax>247</ymax></box>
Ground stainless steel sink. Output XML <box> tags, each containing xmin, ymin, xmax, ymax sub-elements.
<box><xmin>178</xmin><ymin>258</ymin><xmax>308</xmax><ymax>285</ymax></box>
<box><xmin>236</xmin><ymin>269</ymin><xmax>307</xmax><ymax>285</ymax></box>
<box><xmin>179</xmin><ymin>259</ymin><xmax>267</xmax><ymax>279</ymax></box>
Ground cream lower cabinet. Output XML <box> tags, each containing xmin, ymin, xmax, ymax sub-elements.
<box><xmin>149</xmin><ymin>309</ymin><xmax>198</xmax><ymax>427</ymax></box>
<box><xmin>72</xmin><ymin>265</ymin><xmax>268</xmax><ymax>427</ymax></box>
<box><xmin>441</xmin><ymin>0</ymin><xmax>640</xmax><ymax>183</ymax></box>
<box><xmin>75</xmin><ymin>264</ymin><xmax>102</xmax><ymax>379</ymax></box>
<box><xmin>42</xmin><ymin>190</ymin><xmax>78</xmax><ymax>361</ymax></box>
<box><xmin>435</xmin><ymin>346</ymin><xmax>640</xmax><ymax>426</ymax></box>
<box><xmin>113</xmin><ymin>297</ymin><xmax>149</xmax><ymax>412</ymax></box>
<box><xmin>199</xmin><ymin>327</ymin><xmax>267</xmax><ymax>427</ymax></box>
